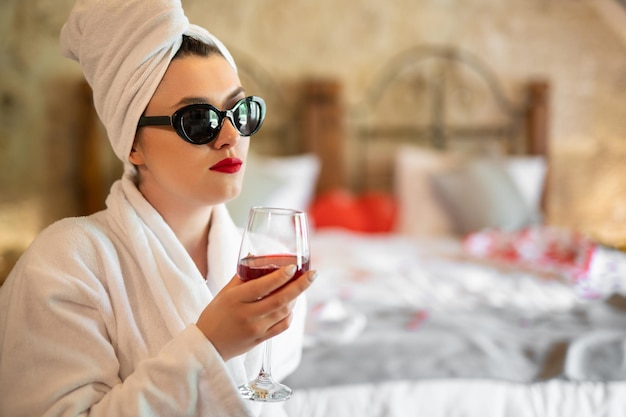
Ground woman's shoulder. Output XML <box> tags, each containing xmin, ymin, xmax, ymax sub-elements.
<box><xmin>32</xmin><ymin>213</ymin><xmax>114</xmax><ymax>252</ymax></box>
<box><xmin>2</xmin><ymin>213</ymin><xmax>118</xmax><ymax>302</ymax></box>
<box><xmin>21</xmin><ymin>213</ymin><xmax>122</xmax><ymax>275</ymax></box>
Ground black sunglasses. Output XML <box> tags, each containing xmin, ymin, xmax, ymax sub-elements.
<box><xmin>137</xmin><ymin>96</ymin><xmax>266</xmax><ymax>145</ymax></box>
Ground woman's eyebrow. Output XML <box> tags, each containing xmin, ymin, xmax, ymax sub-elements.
<box><xmin>175</xmin><ymin>96</ymin><xmax>208</xmax><ymax>107</ymax></box>
<box><xmin>226</xmin><ymin>87</ymin><xmax>246</xmax><ymax>101</ymax></box>
<box><xmin>174</xmin><ymin>87</ymin><xmax>246</xmax><ymax>108</ymax></box>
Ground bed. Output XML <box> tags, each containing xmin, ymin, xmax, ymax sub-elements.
<box><xmin>281</xmin><ymin>229</ymin><xmax>626</xmax><ymax>416</ymax></box>
<box><xmin>75</xmin><ymin>45</ymin><xmax>626</xmax><ymax>416</ymax></box>
<box><xmin>245</xmin><ymin>46</ymin><xmax>626</xmax><ymax>416</ymax></box>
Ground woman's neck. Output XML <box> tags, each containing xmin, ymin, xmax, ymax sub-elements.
<box><xmin>134</xmin><ymin>176</ymin><xmax>215</xmax><ymax>278</ymax></box>
<box><xmin>169</xmin><ymin>207</ymin><xmax>213</xmax><ymax>278</ymax></box>
<box><xmin>154</xmin><ymin>199</ymin><xmax>214</xmax><ymax>278</ymax></box>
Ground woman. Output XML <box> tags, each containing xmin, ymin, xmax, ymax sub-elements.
<box><xmin>0</xmin><ymin>1</ymin><xmax>315</xmax><ymax>416</ymax></box>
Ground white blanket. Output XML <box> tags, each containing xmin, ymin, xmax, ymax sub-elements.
<box><xmin>0</xmin><ymin>175</ymin><xmax>305</xmax><ymax>417</ymax></box>
<box><xmin>284</xmin><ymin>379</ymin><xmax>626</xmax><ymax>417</ymax></box>
<box><xmin>282</xmin><ymin>230</ymin><xmax>626</xmax><ymax>416</ymax></box>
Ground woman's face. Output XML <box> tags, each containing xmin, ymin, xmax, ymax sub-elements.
<box><xmin>130</xmin><ymin>53</ymin><xmax>249</xmax><ymax>211</ymax></box>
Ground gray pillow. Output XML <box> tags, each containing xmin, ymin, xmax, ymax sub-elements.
<box><xmin>430</xmin><ymin>157</ymin><xmax>536</xmax><ymax>235</ymax></box>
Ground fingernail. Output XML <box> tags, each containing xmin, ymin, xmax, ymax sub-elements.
<box><xmin>309</xmin><ymin>270</ymin><xmax>318</xmax><ymax>282</ymax></box>
<box><xmin>285</xmin><ymin>264</ymin><xmax>297</xmax><ymax>277</ymax></box>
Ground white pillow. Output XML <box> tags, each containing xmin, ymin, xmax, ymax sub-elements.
<box><xmin>431</xmin><ymin>157</ymin><xmax>537</xmax><ymax>235</ymax></box>
<box><xmin>504</xmin><ymin>156</ymin><xmax>547</xmax><ymax>217</ymax></box>
<box><xmin>393</xmin><ymin>146</ymin><xmax>458</xmax><ymax>237</ymax></box>
<box><xmin>226</xmin><ymin>153</ymin><xmax>321</xmax><ymax>227</ymax></box>
<box><xmin>393</xmin><ymin>146</ymin><xmax>547</xmax><ymax>237</ymax></box>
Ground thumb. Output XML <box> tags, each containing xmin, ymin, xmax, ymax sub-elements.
<box><xmin>219</xmin><ymin>274</ymin><xmax>246</xmax><ymax>292</ymax></box>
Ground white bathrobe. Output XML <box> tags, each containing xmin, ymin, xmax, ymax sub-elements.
<box><xmin>0</xmin><ymin>174</ymin><xmax>306</xmax><ymax>417</ymax></box>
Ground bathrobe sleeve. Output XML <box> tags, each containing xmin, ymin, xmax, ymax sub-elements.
<box><xmin>0</xmin><ymin>218</ymin><xmax>256</xmax><ymax>417</ymax></box>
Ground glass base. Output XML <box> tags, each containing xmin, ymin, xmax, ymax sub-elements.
<box><xmin>238</xmin><ymin>376</ymin><xmax>292</xmax><ymax>402</ymax></box>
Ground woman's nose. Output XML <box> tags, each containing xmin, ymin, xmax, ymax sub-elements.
<box><xmin>211</xmin><ymin>118</ymin><xmax>239</xmax><ymax>149</ymax></box>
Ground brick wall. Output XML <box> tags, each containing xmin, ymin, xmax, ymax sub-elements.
<box><xmin>1</xmin><ymin>0</ymin><xmax>626</xmax><ymax>260</ymax></box>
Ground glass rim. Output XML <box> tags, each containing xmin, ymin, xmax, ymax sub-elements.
<box><xmin>249</xmin><ymin>206</ymin><xmax>306</xmax><ymax>216</ymax></box>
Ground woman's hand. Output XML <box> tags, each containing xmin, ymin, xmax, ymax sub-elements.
<box><xmin>196</xmin><ymin>265</ymin><xmax>317</xmax><ymax>361</ymax></box>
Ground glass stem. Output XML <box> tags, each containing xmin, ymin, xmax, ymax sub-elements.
<box><xmin>258</xmin><ymin>339</ymin><xmax>273</xmax><ymax>382</ymax></box>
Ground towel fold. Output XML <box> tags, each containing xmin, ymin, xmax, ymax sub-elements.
<box><xmin>60</xmin><ymin>0</ymin><xmax>236</xmax><ymax>168</ymax></box>
<box><xmin>565</xmin><ymin>329</ymin><xmax>626</xmax><ymax>381</ymax></box>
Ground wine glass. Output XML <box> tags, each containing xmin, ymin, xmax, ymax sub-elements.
<box><xmin>237</xmin><ymin>206</ymin><xmax>311</xmax><ymax>402</ymax></box>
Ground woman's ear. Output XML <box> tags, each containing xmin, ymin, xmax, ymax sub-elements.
<box><xmin>128</xmin><ymin>137</ymin><xmax>144</xmax><ymax>165</ymax></box>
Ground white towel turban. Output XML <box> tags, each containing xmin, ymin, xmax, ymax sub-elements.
<box><xmin>60</xmin><ymin>0</ymin><xmax>237</xmax><ymax>169</ymax></box>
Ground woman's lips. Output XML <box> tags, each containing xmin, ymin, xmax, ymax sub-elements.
<box><xmin>210</xmin><ymin>158</ymin><xmax>242</xmax><ymax>173</ymax></box>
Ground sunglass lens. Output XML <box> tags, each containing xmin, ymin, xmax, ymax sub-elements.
<box><xmin>180</xmin><ymin>108</ymin><xmax>220</xmax><ymax>144</ymax></box>
<box><xmin>177</xmin><ymin>98</ymin><xmax>264</xmax><ymax>144</ymax></box>
<box><xmin>233</xmin><ymin>99</ymin><xmax>263</xmax><ymax>136</ymax></box>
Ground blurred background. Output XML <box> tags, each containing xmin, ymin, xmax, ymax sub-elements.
<box><xmin>1</xmin><ymin>0</ymin><xmax>626</xmax><ymax>279</ymax></box>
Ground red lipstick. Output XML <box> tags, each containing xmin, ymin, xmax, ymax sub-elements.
<box><xmin>210</xmin><ymin>158</ymin><xmax>242</xmax><ymax>173</ymax></box>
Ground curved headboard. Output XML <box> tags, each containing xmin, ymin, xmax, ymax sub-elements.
<box><xmin>298</xmin><ymin>45</ymin><xmax>549</xmax><ymax>194</ymax></box>
<box><xmin>356</xmin><ymin>45</ymin><xmax>547</xmax><ymax>153</ymax></box>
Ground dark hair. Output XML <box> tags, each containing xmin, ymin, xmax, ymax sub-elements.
<box><xmin>174</xmin><ymin>35</ymin><xmax>224</xmax><ymax>60</ymax></box>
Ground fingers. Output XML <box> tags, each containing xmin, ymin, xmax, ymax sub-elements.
<box><xmin>246</xmin><ymin>269</ymin><xmax>316</xmax><ymax>321</ymax></box>
<box><xmin>238</xmin><ymin>265</ymin><xmax>316</xmax><ymax>303</ymax></box>
<box><xmin>263</xmin><ymin>311</ymin><xmax>294</xmax><ymax>339</ymax></box>
<box><xmin>197</xmin><ymin>266</ymin><xmax>317</xmax><ymax>360</ymax></box>
<box><xmin>236</xmin><ymin>267</ymin><xmax>316</xmax><ymax>330</ymax></box>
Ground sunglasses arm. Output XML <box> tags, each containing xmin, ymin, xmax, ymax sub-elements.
<box><xmin>137</xmin><ymin>116</ymin><xmax>173</xmax><ymax>127</ymax></box>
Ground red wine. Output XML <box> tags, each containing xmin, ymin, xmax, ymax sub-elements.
<box><xmin>238</xmin><ymin>254</ymin><xmax>310</xmax><ymax>282</ymax></box>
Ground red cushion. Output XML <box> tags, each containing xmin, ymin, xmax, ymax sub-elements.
<box><xmin>359</xmin><ymin>191</ymin><xmax>397</xmax><ymax>233</ymax></box>
<box><xmin>309</xmin><ymin>189</ymin><xmax>397</xmax><ymax>233</ymax></box>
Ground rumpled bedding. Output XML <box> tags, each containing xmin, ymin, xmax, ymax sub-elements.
<box><xmin>284</xmin><ymin>378</ymin><xmax>626</xmax><ymax>417</ymax></box>
<box><xmin>282</xmin><ymin>229</ymin><xmax>626</xmax><ymax>416</ymax></box>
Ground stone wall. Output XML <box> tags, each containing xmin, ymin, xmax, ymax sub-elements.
<box><xmin>1</xmin><ymin>0</ymin><xmax>626</xmax><ymax>274</ymax></box>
